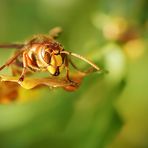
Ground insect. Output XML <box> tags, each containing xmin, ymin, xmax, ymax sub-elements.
<box><xmin>0</xmin><ymin>27</ymin><xmax>101</xmax><ymax>85</ymax></box>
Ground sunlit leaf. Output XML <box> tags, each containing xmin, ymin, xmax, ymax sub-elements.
<box><xmin>0</xmin><ymin>81</ymin><xmax>19</xmax><ymax>104</ymax></box>
<box><xmin>0</xmin><ymin>69</ymin><xmax>95</xmax><ymax>91</ymax></box>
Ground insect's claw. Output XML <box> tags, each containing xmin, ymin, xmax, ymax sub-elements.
<box><xmin>67</xmin><ymin>79</ymin><xmax>78</xmax><ymax>87</ymax></box>
<box><xmin>18</xmin><ymin>76</ymin><xmax>24</xmax><ymax>84</ymax></box>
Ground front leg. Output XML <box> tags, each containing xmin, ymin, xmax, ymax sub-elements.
<box><xmin>0</xmin><ymin>50</ymin><xmax>23</xmax><ymax>71</ymax></box>
<box><xmin>65</xmin><ymin>55</ymin><xmax>78</xmax><ymax>86</ymax></box>
<box><xmin>0</xmin><ymin>43</ymin><xmax>24</xmax><ymax>49</ymax></box>
<box><xmin>18</xmin><ymin>52</ymin><xmax>28</xmax><ymax>83</ymax></box>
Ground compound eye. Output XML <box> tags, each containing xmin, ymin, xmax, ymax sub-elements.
<box><xmin>50</xmin><ymin>55</ymin><xmax>63</xmax><ymax>67</ymax></box>
<box><xmin>44</xmin><ymin>52</ymin><xmax>51</xmax><ymax>64</ymax></box>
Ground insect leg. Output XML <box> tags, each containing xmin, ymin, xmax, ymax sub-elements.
<box><xmin>0</xmin><ymin>43</ymin><xmax>24</xmax><ymax>49</ymax></box>
<box><xmin>65</xmin><ymin>55</ymin><xmax>70</xmax><ymax>81</ymax></box>
<box><xmin>18</xmin><ymin>52</ymin><xmax>28</xmax><ymax>82</ymax></box>
<box><xmin>65</xmin><ymin>55</ymin><xmax>78</xmax><ymax>86</ymax></box>
<box><xmin>0</xmin><ymin>50</ymin><xmax>23</xmax><ymax>71</ymax></box>
<box><xmin>49</xmin><ymin>27</ymin><xmax>63</xmax><ymax>39</ymax></box>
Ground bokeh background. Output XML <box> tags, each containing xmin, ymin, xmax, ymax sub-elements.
<box><xmin>0</xmin><ymin>0</ymin><xmax>148</xmax><ymax>148</ymax></box>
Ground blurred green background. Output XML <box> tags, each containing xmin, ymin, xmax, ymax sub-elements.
<box><xmin>0</xmin><ymin>0</ymin><xmax>148</xmax><ymax>148</ymax></box>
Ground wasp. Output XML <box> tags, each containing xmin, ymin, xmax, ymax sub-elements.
<box><xmin>0</xmin><ymin>27</ymin><xmax>100</xmax><ymax>85</ymax></box>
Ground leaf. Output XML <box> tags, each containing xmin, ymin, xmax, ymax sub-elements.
<box><xmin>0</xmin><ymin>81</ymin><xmax>19</xmax><ymax>104</ymax></box>
<box><xmin>0</xmin><ymin>72</ymin><xmax>92</xmax><ymax>92</ymax></box>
